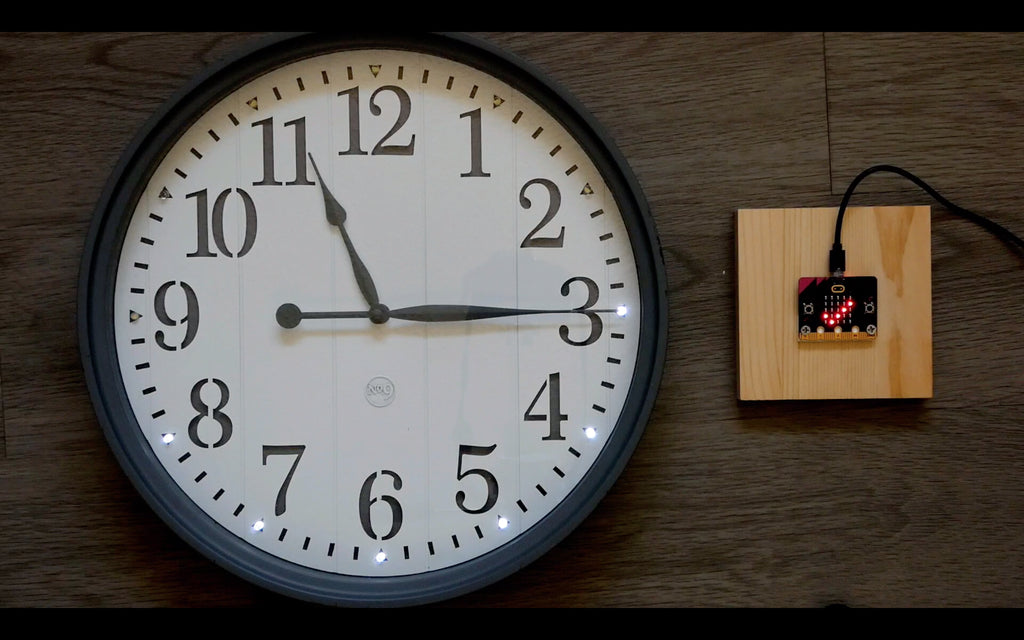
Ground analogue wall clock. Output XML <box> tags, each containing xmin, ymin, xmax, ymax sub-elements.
<box><xmin>79</xmin><ymin>32</ymin><xmax>667</xmax><ymax>606</ymax></box>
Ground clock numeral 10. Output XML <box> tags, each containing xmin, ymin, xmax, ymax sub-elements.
<box><xmin>186</xmin><ymin>188</ymin><xmax>258</xmax><ymax>258</ymax></box>
<box><xmin>359</xmin><ymin>470</ymin><xmax>403</xmax><ymax>541</ymax></box>
<box><xmin>525</xmin><ymin>373</ymin><xmax>567</xmax><ymax>441</ymax></box>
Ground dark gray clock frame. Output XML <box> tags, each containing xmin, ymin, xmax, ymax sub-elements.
<box><xmin>78</xmin><ymin>32</ymin><xmax>668</xmax><ymax>606</ymax></box>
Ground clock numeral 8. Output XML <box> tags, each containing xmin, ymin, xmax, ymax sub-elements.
<box><xmin>188</xmin><ymin>378</ymin><xmax>233</xmax><ymax>449</ymax></box>
<box><xmin>359</xmin><ymin>470</ymin><xmax>403</xmax><ymax>541</ymax></box>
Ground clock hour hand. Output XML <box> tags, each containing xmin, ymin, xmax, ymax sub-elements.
<box><xmin>307</xmin><ymin>153</ymin><xmax>381</xmax><ymax>309</ymax></box>
<box><xmin>277</xmin><ymin>303</ymin><xmax>621</xmax><ymax>328</ymax></box>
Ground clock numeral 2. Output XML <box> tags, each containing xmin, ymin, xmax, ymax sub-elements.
<box><xmin>359</xmin><ymin>470</ymin><xmax>403</xmax><ymax>540</ymax></box>
<box><xmin>186</xmin><ymin>188</ymin><xmax>258</xmax><ymax>258</ymax></box>
<box><xmin>154</xmin><ymin>280</ymin><xmax>199</xmax><ymax>351</ymax></box>
<box><xmin>520</xmin><ymin>178</ymin><xmax>564</xmax><ymax>248</ymax></box>
<box><xmin>262</xmin><ymin>445</ymin><xmax>306</xmax><ymax>516</ymax></box>
<box><xmin>252</xmin><ymin>116</ymin><xmax>314</xmax><ymax>186</ymax></box>
<box><xmin>338</xmin><ymin>86</ymin><xmax>416</xmax><ymax>156</ymax></box>
<box><xmin>525</xmin><ymin>373</ymin><xmax>567</xmax><ymax>441</ymax></box>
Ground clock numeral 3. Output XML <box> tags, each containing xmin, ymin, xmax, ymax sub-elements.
<box><xmin>338</xmin><ymin>86</ymin><xmax>416</xmax><ymax>156</ymax></box>
<box><xmin>455</xmin><ymin>444</ymin><xmax>499</xmax><ymax>514</ymax></box>
<box><xmin>252</xmin><ymin>116</ymin><xmax>314</xmax><ymax>186</ymax></box>
<box><xmin>525</xmin><ymin>373</ymin><xmax>567</xmax><ymax>441</ymax></box>
<box><xmin>186</xmin><ymin>188</ymin><xmax>258</xmax><ymax>258</ymax></box>
<box><xmin>359</xmin><ymin>470</ymin><xmax>403</xmax><ymax>541</ymax></box>
<box><xmin>154</xmin><ymin>281</ymin><xmax>199</xmax><ymax>351</ymax></box>
<box><xmin>188</xmin><ymin>378</ymin><xmax>233</xmax><ymax>449</ymax></box>
<box><xmin>262</xmin><ymin>445</ymin><xmax>306</xmax><ymax>516</ymax></box>
<box><xmin>560</xmin><ymin>276</ymin><xmax>603</xmax><ymax>347</ymax></box>
<box><xmin>519</xmin><ymin>178</ymin><xmax>564</xmax><ymax>248</ymax></box>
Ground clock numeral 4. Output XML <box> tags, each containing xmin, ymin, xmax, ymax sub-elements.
<box><xmin>338</xmin><ymin>86</ymin><xmax>416</xmax><ymax>156</ymax></box>
<box><xmin>525</xmin><ymin>373</ymin><xmax>567</xmax><ymax>441</ymax></box>
<box><xmin>154</xmin><ymin>280</ymin><xmax>199</xmax><ymax>351</ymax></box>
<box><xmin>252</xmin><ymin>116</ymin><xmax>314</xmax><ymax>187</ymax></box>
<box><xmin>262</xmin><ymin>445</ymin><xmax>306</xmax><ymax>516</ymax></box>
<box><xmin>455</xmin><ymin>444</ymin><xmax>499</xmax><ymax>514</ymax></box>
<box><xmin>186</xmin><ymin>188</ymin><xmax>258</xmax><ymax>259</ymax></box>
<box><xmin>359</xmin><ymin>470</ymin><xmax>403</xmax><ymax>541</ymax></box>
<box><xmin>188</xmin><ymin>378</ymin><xmax>233</xmax><ymax>449</ymax></box>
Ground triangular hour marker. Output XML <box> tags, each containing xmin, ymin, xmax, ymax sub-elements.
<box><xmin>493</xmin><ymin>95</ymin><xmax>505</xmax><ymax>108</ymax></box>
<box><xmin>370</xmin><ymin>65</ymin><xmax>381</xmax><ymax>77</ymax></box>
<box><xmin>247</xmin><ymin>97</ymin><xmax>259</xmax><ymax>110</ymax></box>
<box><xmin>158</xmin><ymin>187</ymin><xmax>172</xmax><ymax>200</ymax></box>
<box><xmin>581</xmin><ymin>183</ymin><xmax>594</xmax><ymax>195</ymax></box>
<box><xmin>130</xmin><ymin>310</ymin><xmax>142</xmax><ymax>323</ymax></box>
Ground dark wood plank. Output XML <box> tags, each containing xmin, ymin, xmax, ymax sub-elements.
<box><xmin>1</xmin><ymin>31</ymin><xmax>1021</xmax><ymax>608</ymax></box>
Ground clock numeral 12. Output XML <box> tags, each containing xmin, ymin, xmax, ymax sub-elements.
<box><xmin>338</xmin><ymin>86</ymin><xmax>416</xmax><ymax>156</ymax></box>
<box><xmin>186</xmin><ymin>188</ymin><xmax>258</xmax><ymax>258</ymax></box>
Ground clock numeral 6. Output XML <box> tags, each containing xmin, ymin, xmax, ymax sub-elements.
<box><xmin>154</xmin><ymin>281</ymin><xmax>199</xmax><ymax>351</ymax></box>
<box><xmin>188</xmin><ymin>378</ymin><xmax>233</xmax><ymax>449</ymax></box>
<box><xmin>186</xmin><ymin>188</ymin><xmax>258</xmax><ymax>259</ymax></box>
<box><xmin>455</xmin><ymin>444</ymin><xmax>499</xmax><ymax>514</ymax></box>
<box><xmin>359</xmin><ymin>470</ymin><xmax>403</xmax><ymax>541</ymax></box>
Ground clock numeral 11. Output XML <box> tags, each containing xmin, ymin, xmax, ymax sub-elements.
<box><xmin>252</xmin><ymin>117</ymin><xmax>314</xmax><ymax>186</ymax></box>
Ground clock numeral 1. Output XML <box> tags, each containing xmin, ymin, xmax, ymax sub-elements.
<box><xmin>188</xmin><ymin>378</ymin><xmax>232</xmax><ymax>449</ymax></box>
<box><xmin>337</xmin><ymin>85</ymin><xmax>416</xmax><ymax>156</ymax></box>
<box><xmin>359</xmin><ymin>470</ymin><xmax>403</xmax><ymax>541</ymax></box>
<box><xmin>154</xmin><ymin>280</ymin><xmax>199</xmax><ymax>351</ymax></box>
<box><xmin>519</xmin><ymin>178</ymin><xmax>564</xmax><ymax>248</ymax></box>
<box><xmin>252</xmin><ymin>116</ymin><xmax>314</xmax><ymax>186</ymax></box>
<box><xmin>262</xmin><ymin>445</ymin><xmax>306</xmax><ymax>516</ymax></box>
<box><xmin>186</xmin><ymin>188</ymin><xmax>258</xmax><ymax>258</ymax></box>
<box><xmin>455</xmin><ymin>444</ymin><xmax>499</xmax><ymax>514</ymax></box>
<box><xmin>525</xmin><ymin>373</ymin><xmax>567</xmax><ymax>441</ymax></box>
<box><xmin>459</xmin><ymin>108</ymin><xmax>491</xmax><ymax>177</ymax></box>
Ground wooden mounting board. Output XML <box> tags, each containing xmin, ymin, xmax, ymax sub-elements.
<box><xmin>737</xmin><ymin>206</ymin><xmax>932</xmax><ymax>400</ymax></box>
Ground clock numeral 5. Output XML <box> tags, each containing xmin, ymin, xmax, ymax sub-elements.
<box><xmin>251</xmin><ymin>116</ymin><xmax>314</xmax><ymax>187</ymax></box>
<box><xmin>186</xmin><ymin>188</ymin><xmax>258</xmax><ymax>258</ymax></box>
<box><xmin>154</xmin><ymin>280</ymin><xmax>199</xmax><ymax>351</ymax></box>
<box><xmin>525</xmin><ymin>373</ymin><xmax>567</xmax><ymax>441</ymax></box>
<box><xmin>359</xmin><ymin>470</ymin><xmax>403</xmax><ymax>541</ymax></box>
<box><xmin>455</xmin><ymin>444</ymin><xmax>499</xmax><ymax>514</ymax></box>
<box><xmin>262</xmin><ymin>445</ymin><xmax>306</xmax><ymax>517</ymax></box>
<box><xmin>338</xmin><ymin>86</ymin><xmax>416</xmax><ymax>156</ymax></box>
<box><xmin>188</xmin><ymin>378</ymin><xmax>233</xmax><ymax>449</ymax></box>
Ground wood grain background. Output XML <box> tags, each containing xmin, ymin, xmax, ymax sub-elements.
<box><xmin>1</xmin><ymin>32</ymin><xmax>1022</xmax><ymax>608</ymax></box>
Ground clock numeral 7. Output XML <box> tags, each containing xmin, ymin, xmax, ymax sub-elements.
<box><xmin>359</xmin><ymin>470</ymin><xmax>403</xmax><ymax>541</ymax></box>
<box><xmin>186</xmin><ymin>188</ymin><xmax>258</xmax><ymax>259</ymax></box>
<box><xmin>262</xmin><ymin>445</ymin><xmax>306</xmax><ymax>516</ymax></box>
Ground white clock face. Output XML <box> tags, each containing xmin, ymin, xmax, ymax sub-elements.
<box><xmin>86</xmin><ymin>34</ymin><xmax>663</xmax><ymax>604</ymax></box>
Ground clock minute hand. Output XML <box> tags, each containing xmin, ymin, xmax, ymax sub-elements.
<box><xmin>307</xmin><ymin>153</ymin><xmax>381</xmax><ymax>308</ymax></box>
<box><xmin>276</xmin><ymin>303</ymin><xmax>619</xmax><ymax>328</ymax></box>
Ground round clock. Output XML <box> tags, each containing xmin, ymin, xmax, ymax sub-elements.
<box><xmin>79</xmin><ymin>32</ymin><xmax>667</xmax><ymax>606</ymax></box>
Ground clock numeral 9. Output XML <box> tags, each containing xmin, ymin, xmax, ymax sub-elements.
<box><xmin>359</xmin><ymin>470</ymin><xmax>403</xmax><ymax>541</ymax></box>
<box><xmin>252</xmin><ymin>116</ymin><xmax>314</xmax><ymax>187</ymax></box>
<box><xmin>519</xmin><ymin>178</ymin><xmax>564</xmax><ymax>248</ymax></box>
<box><xmin>525</xmin><ymin>373</ymin><xmax>567</xmax><ymax>441</ymax></box>
<box><xmin>560</xmin><ymin>276</ymin><xmax>603</xmax><ymax>347</ymax></box>
<box><xmin>338</xmin><ymin>86</ymin><xmax>416</xmax><ymax>156</ymax></box>
<box><xmin>154</xmin><ymin>281</ymin><xmax>199</xmax><ymax>351</ymax></box>
<box><xmin>188</xmin><ymin>378</ymin><xmax>233</xmax><ymax>449</ymax></box>
<box><xmin>455</xmin><ymin>444</ymin><xmax>499</xmax><ymax>514</ymax></box>
<box><xmin>186</xmin><ymin>188</ymin><xmax>258</xmax><ymax>259</ymax></box>
<box><xmin>262</xmin><ymin>445</ymin><xmax>305</xmax><ymax>516</ymax></box>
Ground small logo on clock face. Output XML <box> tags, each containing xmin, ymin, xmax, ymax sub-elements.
<box><xmin>365</xmin><ymin>376</ymin><xmax>396</xmax><ymax>408</ymax></box>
